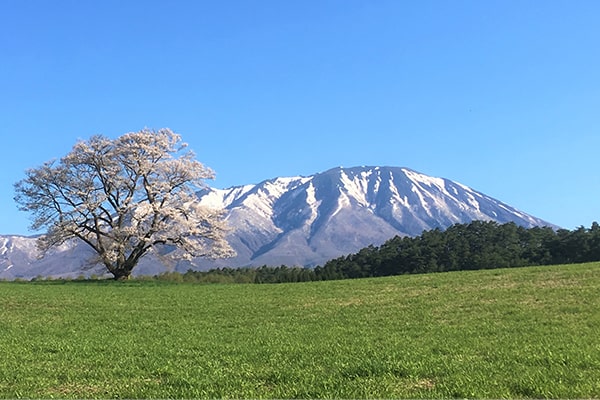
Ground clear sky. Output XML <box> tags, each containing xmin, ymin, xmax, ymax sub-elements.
<box><xmin>1</xmin><ymin>0</ymin><xmax>599</xmax><ymax>235</ymax></box>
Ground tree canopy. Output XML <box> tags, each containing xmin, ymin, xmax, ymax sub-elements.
<box><xmin>14</xmin><ymin>128</ymin><xmax>234</xmax><ymax>279</ymax></box>
<box><xmin>314</xmin><ymin>221</ymin><xmax>600</xmax><ymax>280</ymax></box>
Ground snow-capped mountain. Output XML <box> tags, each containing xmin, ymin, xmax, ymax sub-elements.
<box><xmin>0</xmin><ymin>166</ymin><xmax>554</xmax><ymax>279</ymax></box>
<box><xmin>194</xmin><ymin>166</ymin><xmax>553</xmax><ymax>269</ymax></box>
<box><xmin>0</xmin><ymin>235</ymin><xmax>104</xmax><ymax>280</ymax></box>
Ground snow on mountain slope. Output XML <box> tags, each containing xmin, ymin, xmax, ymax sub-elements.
<box><xmin>193</xmin><ymin>166</ymin><xmax>554</xmax><ymax>269</ymax></box>
<box><xmin>0</xmin><ymin>235</ymin><xmax>106</xmax><ymax>280</ymax></box>
<box><xmin>1</xmin><ymin>166</ymin><xmax>555</xmax><ymax>278</ymax></box>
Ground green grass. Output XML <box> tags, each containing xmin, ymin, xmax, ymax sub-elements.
<box><xmin>1</xmin><ymin>263</ymin><xmax>599</xmax><ymax>398</ymax></box>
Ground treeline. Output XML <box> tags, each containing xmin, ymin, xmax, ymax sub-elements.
<box><xmin>315</xmin><ymin>221</ymin><xmax>600</xmax><ymax>280</ymax></box>
<box><xmin>158</xmin><ymin>265</ymin><xmax>316</xmax><ymax>284</ymax></box>
<box><xmin>155</xmin><ymin>221</ymin><xmax>600</xmax><ymax>284</ymax></box>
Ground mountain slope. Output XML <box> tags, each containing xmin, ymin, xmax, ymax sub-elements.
<box><xmin>1</xmin><ymin>166</ymin><xmax>555</xmax><ymax>279</ymax></box>
<box><xmin>193</xmin><ymin>166</ymin><xmax>553</xmax><ymax>268</ymax></box>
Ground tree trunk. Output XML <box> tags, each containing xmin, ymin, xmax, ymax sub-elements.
<box><xmin>111</xmin><ymin>268</ymin><xmax>132</xmax><ymax>281</ymax></box>
<box><xmin>105</xmin><ymin>259</ymin><xmax>135</xmax><ymax>281</ymax></box>
<box><xmin>113</xmin><ymin>273</ymin><xmax>131</xmax><ymax>281</ymax></box>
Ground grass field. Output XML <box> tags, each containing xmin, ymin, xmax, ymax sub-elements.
<box><xmin>1</xmin><ymin>263</ymin><xmax>599</xmax><ymax>398</ymax></box>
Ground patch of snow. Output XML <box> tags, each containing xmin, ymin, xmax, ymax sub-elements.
<box><xmin>223</xmin><ymin>185</ymin><xmax>255</xmax><ymax>204</ymax></box>
<box><xmin>339</xmin><ymin>170</ymin><xmax>369</xmax><ymax>207</ymax></box>
<box><xmin>331</xmin><ymin>190</ymin><xmax>351</xmax><ymax>218</ymax></box>
<box><xmin>463</xmin><ymin>191</ymin><xmax>481</xmax><ymax>210</ymax></box>
<box><xmin>387</xmin><ymin>174</ymin><xmax>409</xmax><ymax>207</ymax></box>
<box><xmin>497</xmin><ymin>203</ymin><xmax>525</xmax><ymax>219</ymax></box>
<box><xmin>410</xmin><ymin>183</ymin><xmax>432</xmax><ymax>216</ymax></box>
<box><xmin>403</xmin><ymin>169</ymin><xmax>446</xmax><ymax>190</ymax></box>
<box><xmin>197</xmin><ymin>186</ymin><xmax>254</xmax><ymax>208</ymax></box>
<box><xmin>373</xmin><ymin>174</ymin><xmax>381</xmax><ymax>195</ymax></box>
<box><xmin>264</xmin><ymin>177</ymin><xmax>309</xmax><ymax>197</ymax></box>
<box><xmin>454</xmin><ymin>181</ymin><xmax>475</xmax><ymax>192</ymax></box>
<box><xmin>239</xmin><ymin>192</ymin><xmax>275</xmax><ymax>218</ymax></box>
<box><xmin>305</xmin><ymin>182</ymin><xmax>321</xmax><ymax>227</ymax></box>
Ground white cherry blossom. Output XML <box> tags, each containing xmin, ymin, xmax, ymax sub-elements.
<box><xmin>14</xmin><ymin>128</ymin><xmax>235</xmax><ymax>279</ymax></box>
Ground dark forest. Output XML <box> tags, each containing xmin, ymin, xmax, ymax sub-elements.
<box><xmin>158</xmin><ymin>221</ymin><xmax>600</xmax><ymax>284</ymax></box>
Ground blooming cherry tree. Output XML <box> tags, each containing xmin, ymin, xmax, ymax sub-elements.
<box><xmin>14</xmin><ymin>128</ymin><xmax>234</xmax><ymax>279</ymax></box>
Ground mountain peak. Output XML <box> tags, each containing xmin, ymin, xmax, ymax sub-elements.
<box><xmin>194</xmin><ymin>165</ymin><xmax>553</xmax><ymax>269</ymax></box>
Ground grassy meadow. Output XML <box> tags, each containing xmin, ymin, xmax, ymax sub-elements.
<box><xmin>0</xmin><ymin>263</ymin><xmax>599</xmax><ymax>398</ymax></box>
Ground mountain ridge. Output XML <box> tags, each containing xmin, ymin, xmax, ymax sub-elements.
<box><xmin>193</xmin><ymin>166</ymin><xmax>554</xmax><ymax>269</ymax></box>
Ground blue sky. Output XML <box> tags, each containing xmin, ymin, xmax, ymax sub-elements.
<box><xmin>1</xmin><ymin>0</ymin><xmax>599</xmax><ymax>235</ymax></box>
